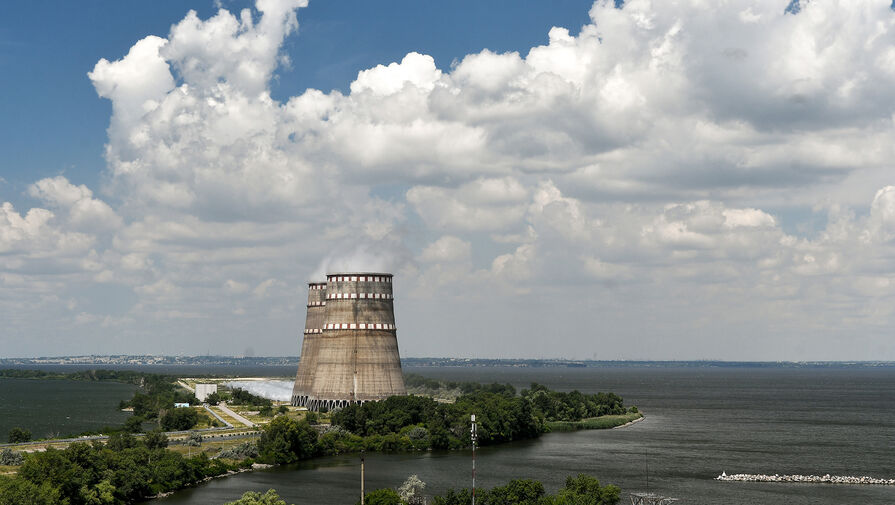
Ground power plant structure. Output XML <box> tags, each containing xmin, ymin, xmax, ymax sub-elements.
<box><xmin>291</xmin><ymin>273</ymin><xmax>406</xmax><ymax>411</ymax></box>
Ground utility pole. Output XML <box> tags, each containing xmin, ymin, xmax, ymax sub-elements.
<box><xmin>471</xmin><ymin>414</ymin><xmax>477</xmax><ymax>505</ymax></box>
<box><xmin>361</xmin><ymin>449</ymin><xmax>366</xmax><ymax>505</ymax></box>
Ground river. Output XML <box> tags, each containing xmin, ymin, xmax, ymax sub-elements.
<box><xmin>147</xmin><ymin>366</ymin><xmax>895</xmax><ymax>505</ymax></box>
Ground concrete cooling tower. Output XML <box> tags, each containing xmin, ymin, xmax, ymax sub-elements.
<box><xmin>291</xmin><ymin>273</ymin><xmax>406</xmax><ymax>411</ymax></box>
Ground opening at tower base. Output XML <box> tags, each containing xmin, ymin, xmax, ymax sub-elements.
<box><xmin>291</xmin><ymin>273</ymin><xmax>406</xmax><ymax>411</ymax></box>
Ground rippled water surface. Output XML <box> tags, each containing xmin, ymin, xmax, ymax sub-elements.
<box><xmin>148</xmin><ymin>366</ymin><xmax>895</xmax><ymax>505</ymax></box>
<box><xmin>0</xmin><ymin>377</ymin><xmax>136</xmax><ymax>440</ymax></box>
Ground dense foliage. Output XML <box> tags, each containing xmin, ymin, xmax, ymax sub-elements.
<box><xmin>6</xmin><ymin>439</ymin><xmax>236</xmax><ymax>505</ymax></box>
<box><xmin>0</xmin><ymin>369</ymin><xmax>165</xmax><ymax>384</ymax></box>
<box><xmin>229</xmin><ymin>388</ymin><xmax>273</xmax><ymax>408</ymax></box>
<box><xmin>331</xmin><ymin>390</ymin><xmax>542</xmax><ymax>450</ymax></box>
<box><xmin>233</xmin><ymin>475</ymin><xmax>620</xmax><ymax>505</ymax></box>
<box><xmin>257</xmin><ymin>416</ymin><xmax>318</xmax><ymax>464</ymax></box>
<box><xmin>161</xmin><ymin>408</ymin><xmax>200</xmax><ymax>431</ymax></box>
<box><xmin>7</xmin><ymin>427</ymin><xmax>32</xmax><ymax>443</ymax></box>
<box><xmin>433</xmin><ymin>475</ymin><xmax>620</xmax><ymax>505</ymax></box>
<box><xmin>225</xmin><ymin>490</ymin><xmax>290</xmax><ymax>505</ymax></box>
<box><xmin>522</xmin><ymin>384</ymin><xmax>627</xmax><ymax>421</ymax></box>
<box><xmin>126</xmin><ymin>376</ymin><xmax>198</xmax><ymax>421</ymax></box>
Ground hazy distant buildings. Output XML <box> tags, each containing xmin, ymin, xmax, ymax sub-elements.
<box><xmin>292</xmin><ymin>273</ymin><xmax>406</xmax><ymax>411</ymax></box>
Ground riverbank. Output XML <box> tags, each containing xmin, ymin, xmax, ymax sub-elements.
<box><xmin>546</xmin><ymin>412</ymin><xmax>643</xmax><ymax>432</ymax></box>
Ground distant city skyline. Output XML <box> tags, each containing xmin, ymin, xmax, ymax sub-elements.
<box><xmin>2</xmin><ymin>0</ymin><xmax>895</xmax><ymax>360</ymax></box>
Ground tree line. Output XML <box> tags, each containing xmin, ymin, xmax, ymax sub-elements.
<box><xmin>221</xmin><ymin>474</ymin><xmax>620</xmax><ymax>505</ymax></box>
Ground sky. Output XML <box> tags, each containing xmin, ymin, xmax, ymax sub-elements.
<box><xmin>1</xmin><ymin>0</ymin><xmax>894</xmax><ymax>360</ymax></box>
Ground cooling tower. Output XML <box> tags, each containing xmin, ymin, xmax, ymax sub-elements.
<box><xmin>291</xmin><ymin>282</ymin><xmax>326</xmax><ymax>407</ymax></box>
<box><xmin>291</xmin><ymin>273</ymin><xmax>406</xmax><ymax>411</ymax></box>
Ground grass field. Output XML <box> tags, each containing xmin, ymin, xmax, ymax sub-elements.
<box><xmin>546</xmin><ymin>412</ymin><xmax>643</xmax><ymax>432</ymax></box>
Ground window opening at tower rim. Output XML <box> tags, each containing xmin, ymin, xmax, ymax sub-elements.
<box><xmin>291</xmin><ymin>272</ymin><xmax>406</xmax><ymax>411</ymax></box>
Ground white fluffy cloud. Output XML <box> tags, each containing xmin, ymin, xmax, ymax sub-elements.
<box><xmin>2</xmin><ymin>0</ymin><xmax>895</xmax><ymax>359</ymax></box>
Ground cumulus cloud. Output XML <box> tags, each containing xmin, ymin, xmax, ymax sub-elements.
<box><xmin>2</xmin><ymin>0</ymin><xmax>895</xmax><ymax>359</ymax></box>
<box><xmin>28</xmin><ymin>176</ymin><xmax>122</xmax><ymax>232</ymax></box>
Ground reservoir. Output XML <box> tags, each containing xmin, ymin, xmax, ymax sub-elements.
<box><xmin>0</xmin><ymin>376</ymin><xmax>136</xmax><ymax>440</ymax></box>
<box><xmin>148</xmin><ymin>366</ymin><xmax>895</xmax><ymax>505</ymax></box>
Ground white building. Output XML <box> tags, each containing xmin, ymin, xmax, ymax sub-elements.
<box><xmin>195</xmin><ymin>383</ymin><xmax>218</xmax><ymax>402</ymax></box>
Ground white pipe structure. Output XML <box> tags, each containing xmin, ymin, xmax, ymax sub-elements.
<box><xmin>471</xmin><ymin>414</ymin><xmax>477</xmax><ymax>505</ymax></box>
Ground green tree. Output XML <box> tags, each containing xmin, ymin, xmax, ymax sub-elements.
<box><xmin>123</xmin><ymin>416</ymin><xmax>145</xmax><ymax>433</ymax></box>
<box><xmin>257</xmin><ymin>416</ymin><xmax>318</xmax><ymax>464</ymax></box>
<box><xmin>205</xmin><ymin>392</ymin><xmax>224</xmax><ymax>404</ymax></box>
<box><xmin>143</xmin><ymin>429</ymin><xmax>169</xmax><ymax>450</ymax></box>
<box><xmin>225</xmin><ymin>489</ymin><xmax>292</xmax><ymax>505</ymax></box>
<box><xmin>550</xmin><ymin>474</ymin><xmax>620</xmax><ymax>505</ymax></box>
<box><xmin>106</xmin><ymin>431</ymin><xmax>137</xmax><ymax>451</ymax></box>
<box><xmin>0</xmin><ymin>476</ymin><xmax>63</xmax><ymax>505</ymax></box>
<box><xmin>79</xmin><ymin>479</ymin><xmax>116</xmax><ymax>505</ymax></box>
<box><xmin>356</xmin><ymin>488</ymin><xmax>406</xmax><ymax>505</ymax></box>
<box><xmin>7</xmin><ymin>427</ymin><xmax>32</xmax><ymax>443</ymax></box>
<box><xmin>483</xmin><ymin>479</ymin><xmax>545</xmax><ymax>505</ymax></box>
<box><xmin>161</xmin><ymin>408</ymin><xmax>199</xmax><ymax>431</ymax></box>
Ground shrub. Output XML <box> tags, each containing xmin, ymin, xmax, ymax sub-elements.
<box><xmin>217</xmin><ymin>442</ymin><xmax>259</xmax><ymax>460</ymax></box>
<box><xmin>357</xmin><ymin>488</ymin><xmax>405</xmax><ymax>505</ymax></box>
<box><xmin>225</xmin><ymin>489</ymin><xmax>290</xmax><ymax>505</ymax></box>
<box><xmin>0</xmin><ymin>449</ymin><xmax>24</xmax><ymax>466</ymax></box>
<box><xmin>7</xmin><ymin>427</ymin><xmax>31</xmax><ymax>444</ymax></box>
<box><xmin>186</xmin><ymin>432</ymin><xmax>203</xmax><ymax>447</ymax></box>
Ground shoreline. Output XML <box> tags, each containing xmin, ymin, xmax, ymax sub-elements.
<box><xmin>140</xmin><ymin>414</ymin><xmax>644</xmax><ymax>501</ymax></box>
<box><xmin>612</xmin><ymin>415</ymin><xmax>644</xmax><ymax>429</ymax></box>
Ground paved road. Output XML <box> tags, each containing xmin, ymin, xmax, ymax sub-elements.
<box><xmin>217</xmin><ymin>403</ymin><xmax>257</xmax><ymax>427</ymax></box>
<box><xmin>203</xmin><ymin>404</ymin><xmax>233</xmax><ymax>428</ymax></box>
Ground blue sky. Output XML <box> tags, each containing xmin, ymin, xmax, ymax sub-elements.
<box><xmin>1</xmin><ymin>0</ymin><xmax>593</xmax><ymax>202</ymax></box>
<box><xmin>1</xmin><ymin>0</ymin><xmax>895</xmax><ymax>360</ymax></box>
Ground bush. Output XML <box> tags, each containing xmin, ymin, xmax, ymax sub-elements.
<box><xmin>217</xmin><ymin>442</ymin><xmax>259</xmax><ymax>460</ymax></box>
<box><xmin>186</xmin><ymin>432</ymin><xmax>203</xmax><ymax>447</ymax></box>
<box><xmin>225</xmin><ymin>489</ymin><xmax>291</xmax><ymax>505</ymax></box>
<box><xmin>144</xmin><ymin>429</ymin><xmax>169</xmax><ymax>450</ymax></box>
<box><xmin>7</xmin><ymin>427</ymin><xmax>31</xmax><ymax>444</ymax></box>
<box><xmin>0</xmin><ymin>449</ymin><xmax>24</xmax><ymax>466</ymax></box>
<box><xmin>357</xmin><ymin>488</ymin><xmax>405</xmax><ymax>505</ymax></box>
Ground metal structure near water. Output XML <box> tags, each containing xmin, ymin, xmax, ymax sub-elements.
<box><xmin>291</xmin><ymin>273</ymin><xmax>406</xmax><ymax>411</ymax></box>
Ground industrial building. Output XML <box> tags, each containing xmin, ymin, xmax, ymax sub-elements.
<box><xmin>291</xmin><ymin>273</ymin><xmax>406</xmax><ymax>411</ymax></box>
<box><xmin>195</xmin><ymin>383</ymin><xmax>218</xmax><ymax>402</ymax></box>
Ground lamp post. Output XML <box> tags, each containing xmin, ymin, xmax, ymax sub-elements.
<box><xmin>471</xmin><ymin>414</ymin><xmax>477</xmax><ymax>505</ymax></box>
<box><xmin>361</xmin><ymin>449</ymin><xmax>366</xmax><ymax>505</ymax></box>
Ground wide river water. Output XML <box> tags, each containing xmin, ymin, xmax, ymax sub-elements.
<box><xmin>140</xmin><ymin>365</ymin><xmax>895</xmax><ymax>505</ymax></box>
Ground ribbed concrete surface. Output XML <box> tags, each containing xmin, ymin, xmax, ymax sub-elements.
<box><xmin>292</xmin><ymin>273</ymin><xmax>405</xmax><ymax>411</ymax></box>
<box><xmin>291</xmin><ymin>283</ymin><xmax>326</xmax><ymax>404</ymax></box>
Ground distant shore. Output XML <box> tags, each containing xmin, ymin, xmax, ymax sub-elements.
<box><xmin>4</xmin><ymin>355</ymin><xmax>895</xmax><ymax>369</ymax></box>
